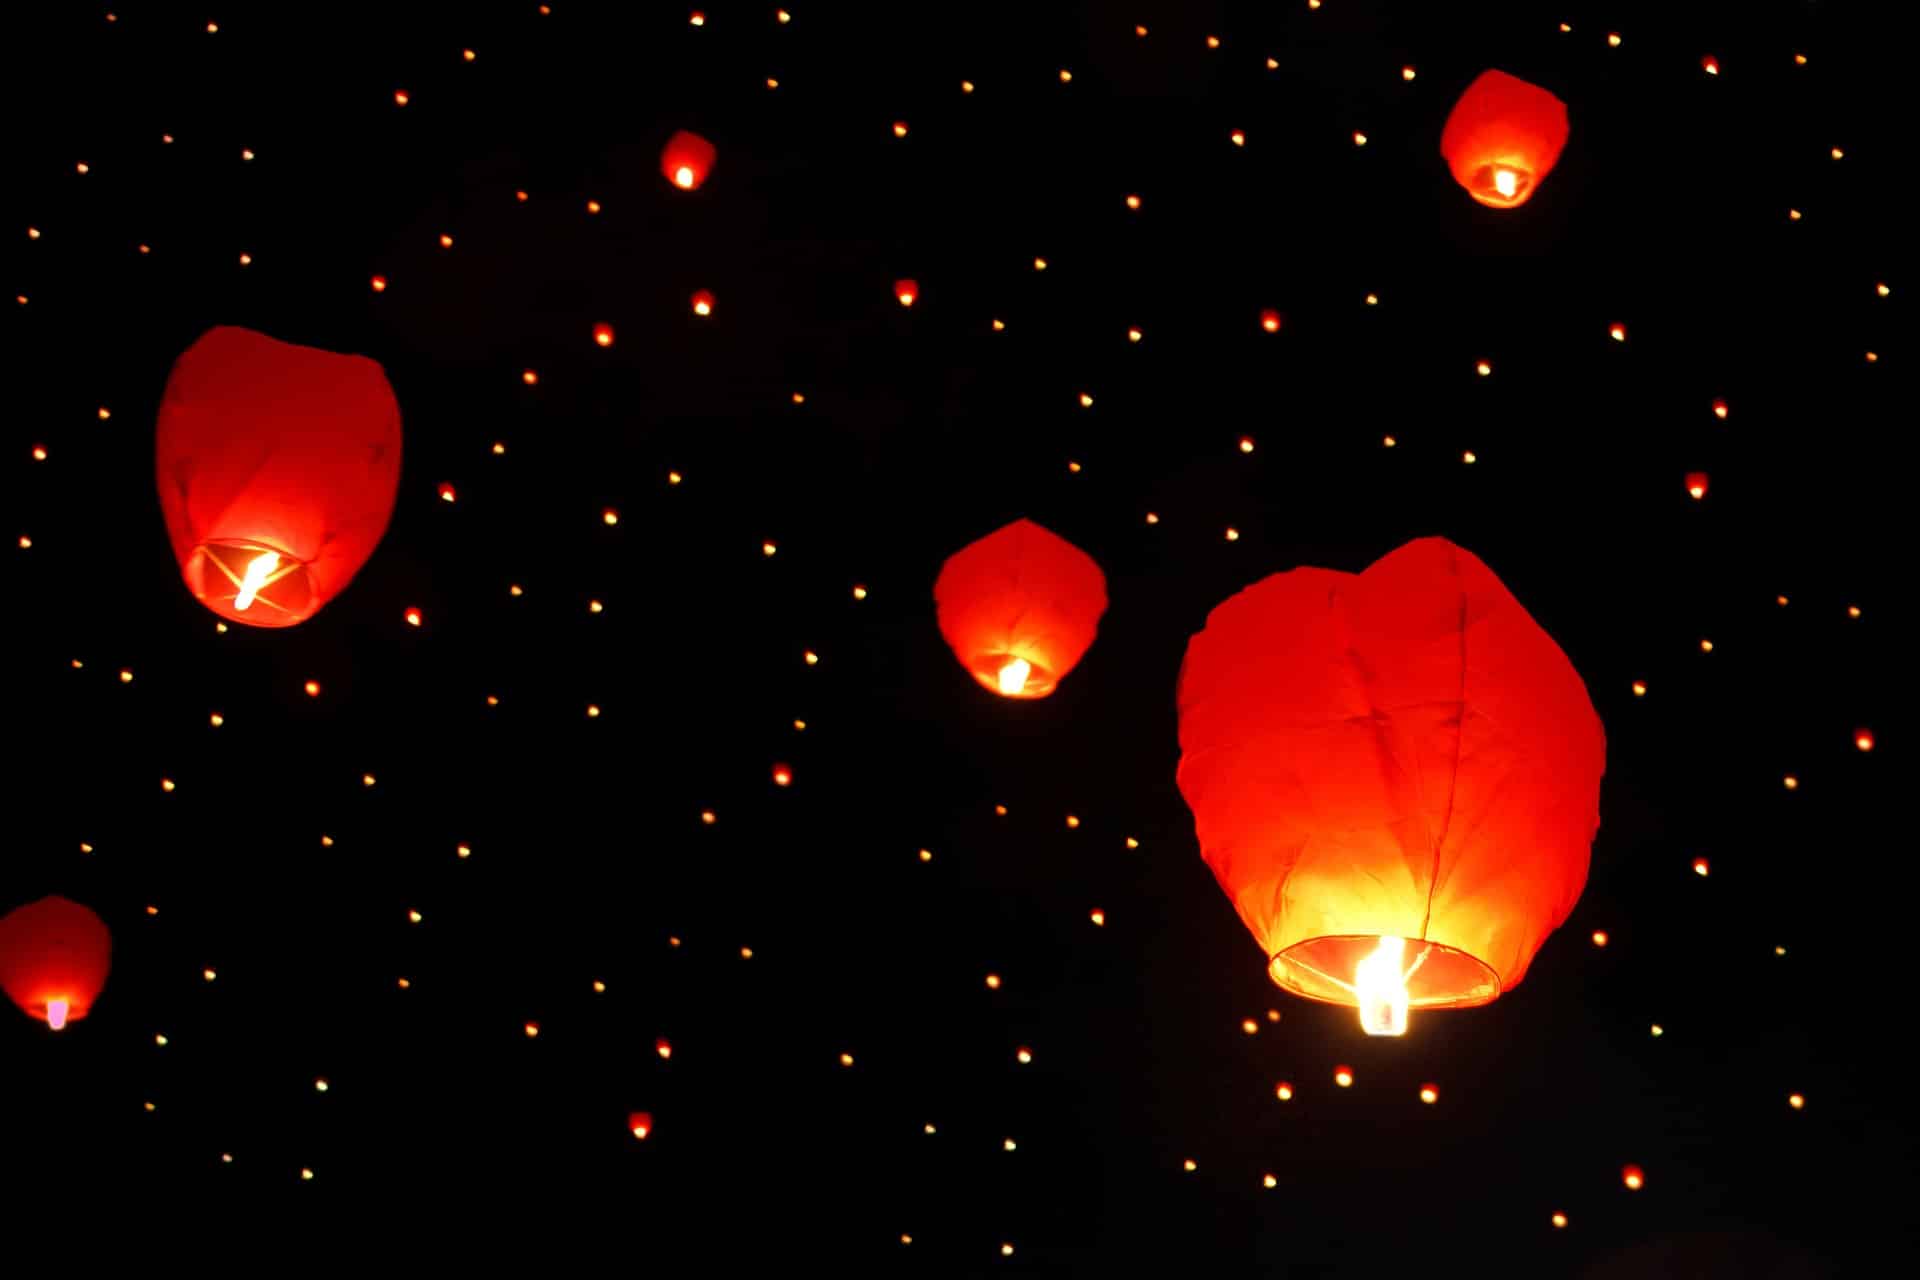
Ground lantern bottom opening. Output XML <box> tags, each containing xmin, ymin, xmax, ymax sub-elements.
<box><xmin>190</xmin><ymin>539</ymin><xmax>316</xmax><ymax>627</ymax></box>
<box><xmin>1270</xmin><ymin>935</ymin><xmax>1501</xmax><ymax>1010</ymax></box>
<box><xmin>968</xmin><ymin>652</ymin><xmax>1059</xmax><ymax>699</ymax></box>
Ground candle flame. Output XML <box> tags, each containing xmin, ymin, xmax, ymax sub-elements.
<box><xmin>1354</xmin><ymin>935</ymin><xmax>1410</xmax><ymax>1036</ymax></box>
<box><xmin>233</xmin><ymin>550</ymin><xmax>281</xmax><ymax>610</ymax></box>
<box><xmin>673</xmin><ymin>166</ymin><xmax>694</xmax><ymax>189</ymax></box>
<box><xmin>997</xmin><ymin>658</ymin><xmax>1032</xmax><ymax>695</ymax></box>
<box><xmin>46</xmin><ymin>998</ymin><xmax>69</xmax><ymax>1030</ymax></box>
<box><xmin>1492</xmin><ymin>167</ymin><xmax>1518</xmax><ymax>199</ymax></box>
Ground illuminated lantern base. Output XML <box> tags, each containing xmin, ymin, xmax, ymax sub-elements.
<box><xmin>1271</xmin><ymin>935</ymin><xmax>1501</xmax><ymax>1035</ymax></box>
<box><xmin>188</xmin><ymin>539</ymin><xmax>316</xmax><ymax>625</ymax></box>
<box><xmin>1465</xmin><ymin>162</ymin><xmax>1534</xmax><ymax>208</ymax></box>
<box><xmin>967</xmin><ymin>653</ymin><xmax>1058</xmax><ymax>699</ymax></box>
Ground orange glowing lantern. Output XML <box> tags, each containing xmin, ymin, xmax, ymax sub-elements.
<box><xmin>1440</xmin><ymin>70</ymin><xmax>1570</xmax><ymax>209</ymax></box>
<box><xmin>1685</xmin><ymin>471</ymin><xmax>1709</xmax><ymax>499</ymax></box>
<box><xmin>0</xmin><ymin>896</ymin><xmax>112</xmax><ymax>1030</ymax></box>
<box><xmin>934</xmin><ymin>519</ymin><xmax>1108</xmax><ymax>699</ymax></box>
<box><xmin>629</xmin><ymin>1110</ymin><xmax>653</xmax><ymax>1139</ymax></box>
<box><xmin>660</xmin><ymin>130</ymin><xmax>715</xmax><ymax>191</ymax></box>
<box><xmin>155</xmin><ymin>326</ymin><xmax>402</xmax><ymax>627</ymax></box>
<box><xmin>894</xmin><ymin>278</ymin><xmax>918</xmax><ymax>307</ymax></box>
<box><xmin>690</xmin><ymin>290</ymin><xmax>714</xmax><ymax>316</ymax></box>
<box><xmin>1176</xmin><ymin>538</ymin><xmax>1605</xmax><ymax>1036</ymax></box>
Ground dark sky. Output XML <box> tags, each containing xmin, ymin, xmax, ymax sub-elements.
<box><xmin>2</xmin><ymin>2</ymin><xmax>1907</xmax><ymax>1272</ymax></box>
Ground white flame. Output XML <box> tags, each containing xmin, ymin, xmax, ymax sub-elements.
<box><xmin>1492</xmin><ymin>167</ymin><xmax>1519</xmax><ymax>199</ymax></box>
<box><xmin>1354</xmin><ymin>935</ymin><xmax>1410</xmax><ymax>1036</ymax></box>
<box><xmin>233</xmin><ymin>550</ymin><xmax>280</xmax><ymax>611</ymax></box>
<box><xmin>673</xmin><ymin>166</ymin><xmax>694</xmax><ymax>189</ymax></box>
<box><xmin>46</xmin><ymin>998</ymin><xmax>70</xmax><ymax>1031</ymax></box>
<box><xmin>996</xmin><ymin>658</ymin><xmax>1032</xmax><ymax>696</ymax></box>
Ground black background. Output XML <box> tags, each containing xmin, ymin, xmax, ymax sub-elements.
<box><xmin>3</xmin><ymin>2</ymin><xmax>1908</xmax><ymax>1273</ymax></box>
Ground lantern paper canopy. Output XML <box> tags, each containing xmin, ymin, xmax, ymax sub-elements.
<box><xmin>660</xmin><ymin>130</ymin><xmax>715</xmax><ymax>190</ymax></box>
<box><xmin>155</xmin><ymin>326</ymin><xmax>403</xmax><ymax>628</ymax></box>
<box><xmin>0</xmin><ymin>896</ymin><xmax>113</xmax><ymax>1029</ymax></box>
<box><xmin>934</xmin><ymin>519</ymin><xmax>1108</xmax><ymax>699</ymax></box>
<box><xmin>1175</xmin><ymin>537</ymin><xmax>1605</xmax><ymax>1035</ymax></box>
<box><xmin>1440</xmin><ymin>70</ymin><xmax>1570</xmax><ymax>209</ymax></box>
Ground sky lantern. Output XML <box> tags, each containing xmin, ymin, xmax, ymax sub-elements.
<box><xmin>1685</xmin><ymin>471</ymin><xmax>1709</xmax><ymax>499</ymax></box>
<box><xmin>1176</xmin><ymin>537</ymin><xmax>1605</xmax><ymax>1036</ymax></box>
<box><xmin>155</xmin><ymin>326</ymin><xmax>402</xmax><ymax>627</ymax></box>
<box><xmin>629</xmin><ymin>1110</ymin><xmax>653</xmax><ymax>1139</ymax></box>
<box><xmin>691</xmin><ymin>290</ymin><xmax>714</xmax><ymax>316</ymax></box>
<box><xmin>1440</xmin><ymin>70</ymin><xmax>1570</xmax><ymax>209</ymax></box>
<box><xmin>895</xmin><ymin>278</ymin><xmax>918</xmax><ymax>306</ymax></box>
<box><xmin>934</xmin><ymin>518</ymin><xmax>1108</xmax><ymax>699</ymax></box>
<box><xmin>0</xmin><ymin>896</ymin><xmax>113</xmax><ymax>1030</ymax></box>
<box><xmin>660</xmin><ymin>130</ymin><xmax>715</xmax><ymax>190</ymax></box>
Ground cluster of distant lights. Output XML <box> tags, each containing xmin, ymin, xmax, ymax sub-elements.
<box><xmin>25</xmin><ymin>2</ymin><xmax>1859</xmax><ymax>1225</ymax></box>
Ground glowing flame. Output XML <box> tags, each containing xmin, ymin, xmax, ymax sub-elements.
<box><xmin>1354</xmin><ymin>935</ymin><xmax>1410</xmax><ymax>1036</ymax></box>
<box><xmin>673</xmin><ymin>166</ymin><xmax>694</xmax><ymax>189</ymax></box>
<box><xmin>1492</xmin><ymin>167</ymin><xmax>1518</xmax><ymax>199</ymax></box>
<box><xmin>233</xmin><ymin>551</ymin><xmax>280</xmax><ymax>611</ymax></box>
<box><xmin>996</xmin><ymin>658</ymin><xmax>1032</xmax><ymax>695</ymax></box>
<box><xmin>46</xmin><ymin>998</ymin><xmax>70</xmax><ymax>1030</ymax></box>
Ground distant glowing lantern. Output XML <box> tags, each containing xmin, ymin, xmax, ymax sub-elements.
<box><xmin>1440</xmin><ymin>70</ymin><xmax>1570</xmax><ymax>209</ymax></box>
<box><xmin>1177</xmin><ymin>538</ymin><xmax>1605</xmax><ymax>1036</ymax></box>
<box><xmin>155</xmin><ymin>326</ymin><xmax>402</xmax><ymax>627</ymax></box>
<box><xmin>1260</xmin><ymin>309</ymin><xmax>1282</xmax><ymax>333</ymax></box>
<box><xmin>691</xmin><ymin>290</ymin><xmax>714</xmax><ymax>316</ymax></box>
<box><xmin>593</xmin><ymin>323</ymin><xmax>615</xmax><ymax>347</ymax></box>
<box><xmin>660</xmin><ymin>130</ymin><xmax>715</xmax><ymax>190</ymax></box>
<box><xmin>894</xmin><ymin>279</ymin><xmax>918</xmax><ymax>307</ymax></box>
<box><xmin>0</xmin><ymin>896</ymin><xmax>112</xmax><ymax>1029</ymax></box>
<box><xmin>1621</xmin><ymin>1165</ymin><xmax>1645</xmax><ymax>1191</ymax></box>
<box><xmin>934</xmin><ymin>519</ymin><xmax>1108</xmax><ymax>699</ymax></box>
<box><xmin>1855</xmin><ymin>729</ymin><xmax>1875</xmax><ymax>752</ymax></box>
<box><xmin>629</xmin><ymin>1111</ymin><xmax>653</xmax><ymax>1139</ymax></box>
<box><xmin>1685</xmin><ymin>471</ymin><xmax>1709</xmax><ymax>499</ymax></box>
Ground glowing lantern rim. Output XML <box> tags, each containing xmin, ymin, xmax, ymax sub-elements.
<box><xmin>1269</xmin><ymin>934</ymin><xmax>1502</xmax><ymax>1011</ymax></box>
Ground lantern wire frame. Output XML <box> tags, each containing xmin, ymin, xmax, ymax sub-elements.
<box><xmin>1270</xmin><ymin>934</ymin><xmax>1502</xmax><ymax>1009</ymax></box>
<box><xmin>194</xmin><ymin>538</ymin><xmax>315</xmax><ymax>623</ymax></box>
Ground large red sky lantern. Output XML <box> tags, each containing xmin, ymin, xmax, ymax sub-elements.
<box><xmin>0</xmin><ymin>896</ymin><xmax>112</xmax><ymax>1030</ymax></box>
<box><xmin>1440</xmin><ymin>69</ymin><xmax>1570</xmax><ymax>209</ymax></box>
<box><xmin>660</xmin><ymin>130</ymin><xmax>715</xmax><ymax>190</ymax></box>
<box><xmin>155</xmin><ymin>325</ymin><xmax>403</xmax><ymax>628</ymax></box>
<box><xmin>934</xmin><ymin>518</ymin><xmax>1107</xmax><ymax>699</ymax></box>
<box><xmin>1176</xmin><ymin>537</ymin><xmax>1605</xmax><ymax>1036</ymax></box>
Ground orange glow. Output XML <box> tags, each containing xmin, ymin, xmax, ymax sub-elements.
<box><xmin>803</xmin><ymin>650</ymin><xmax>818</xmax><ymax>665</ymax></box>
<box><xmin>1632</xmin><ymin>681</ymin><xmax>1647</xmax><ymax>697</ymax></box>
<box><xmin>404</xmin><ymin>607</ymin><xmax>422</xmax><ymax>627</ymax></box>
<box><xmin>1128</xmin><ymin>326</ymin><xmax>1142</xmax><ymax>342</ymax></box>
<box><xmin>1058</xmin><ymin>69</ymin><xmax>1072</xmax><ymax>83</ymax></box>
<box><xmin>1016</xmin><ymin>1046</ymin><xmax>1033</xmax><ymax>1064</ymax></box>
<box><xmin>1275</xmin><ymin>1082</ymin><xmax>1293</xmax><ymax>1101</ymax></box>
<box><xmin>1685</xmin><ymin>472</ymin><xmax>1709</xmax><ymax>500</ymax></box>
<box><xmin>1607</xmin><ymin>33</ymin><xmax>1621</xmax><ymax>47</ymax></box>
<box><xmin>438</xmin><ymin>482</ymin><xmax>456</xmax><ymax>502</ymax></box>
<box><xmin>1784</xmin><ymin>775</ymin><xmax>1799</xmax><ymax>790</ymax></box>
<box><xmin>691</xmin><ymin>290</ymin><xmax>714</xmax><ymax>316</ymax></box>
<box><xmin>1065</xmin><ymin>814</ymin><xmax>1080</xmax><ymax>829</ymax></box>
<box><xmin>1847</xmin><ymin>606</ymin><xmax>1861</xmax><ymax>619</ymax></box>
<box><xmin>1230</xmin><ymin>129</ymin><xmax>1245</xmax><ymax>147</ymax></box>
<box><xmin>1692</xmin><ymin>858</ymin><xmax>1710</xmax><ymax>877</ymax></box>
<box><xmin>602</xmin><ymin>509</ymin><xmax>619</xmax><ymax>526</ymax></box>
<box><xmin>1</xmin><ymin>898</ymin><xmax>112</xmax><ymax>1030</ymax></box>
<box><xmin>918</xmin><ymin>849</ymin><xmax>932</xmax><ymax>862</ymax></box>
<box><xmin>839</xmin><ymin>1052</ymin><xmax>854</xmax><ymax>1067</ymax></box>
<box><xmin>688</xmin><ymin>11</ymin><xmax>704</xmax><ymax>25</ymax></box>
<box><xmin>31</xmin><ymin>444</ymin><xmax>46</xmax><ymax>461</ymax></box>
<box><xmin>892</xmin><ymin>121</ymin><xmax>908</xmax><ymax>138</ymax></box>
<box><xmin>1551</xmin><ymin>1212</ymin><xmax>1568</xmax><ymax>1228</ymax></box>
<box><xmin>772</xmin><ymin>763</ymin><xmax>792</xmax><ymax>787</ymax></box>
<box><xmin>629</xmin><ymin>1111</ymin><xmax>653</xmax><ymax>1139</ymax></box>
<box><xmin>1225</xmin><ymin>527</ymin><xmax>1240</xmax><ymax>541</ymax></box>
<box><xmin>985</xmin><ymin>974</ymin><xmax>1001</xmax><ymax>989</ymax></box>
<box><xmin>701</xmin><ymin>810</ymin><xmax>716</xmax><ymax>825</ymax></box>
<box><xmin>1419</xmin><ymin>1084</ymin><xmax>1439</xmax><ymax>1104</ymax></box>
<box><xmin>762</xmin><ymin>541</ymin><xmax>778</xmax><ymax>557</ymax></box>
<box><xmin>1699</xmin><ymin>639</ymin><xmax>1713</xmax><ymax>653</ymax></box>
<box><xmin>1125</xmin><ymin>194</ymin><xmax>1141</xmax><ymax>210</ymax></box>
<box><xmin>661</xmin><ymin>130</ymin><xmax>715</xmax><ymax>190</ymax></box>
<box><xmin>522</xmin><ymin>369</ymin><xmax>539</xmax><ymax>385</ymax></box>
<box><xmin>1240</xmin><ymin>437</ymin><xmax>1255</xmax><ymax>453</ymax></box>
<box><xmin>654</xmin><ymin>1037</ymin><xmax>673</xmax><ymax>1059</ymax></box>
<box><xmin>1591</xmin><ymin>930</ymin><xmax>1609</xmax><ymax>947</ymax></box>
<box><xmin>1183</xmin><ymin>1158</ymin><xmax>1198</xmax><ymax>1171</ymax></box>
<box><xmin>1609</xmin><ymin>324</ymin><xmax>1626</xmax><ymax>342</ymax></box>
<box><xmin>1402</xmin><ymin>66</ymin><xmax>1417</xmax><ymax>81</ymax></box>
<box><xmin>1788</xmin><ymin>1093</ymin><xmax>1805</xmax><ymax>1110</ymax></box>
<box><xmin>523</xmin><ymin>1022</ymin><xmax>539</xmax><ymax>1038</ymax></box>
<box><xmin>1334</xmin><ymin>1066</ymin><xmax>1353</xmax><ymax>1088</ymax></box>
<box><xmin>1241</xmin><ymin>1018</ymin><xmax>1259</xmax><ymax>1035</ymax></box>
<box><xmin>1713</xmin><ymin>398</ymin><xmax>1728</xmax><ymax>419</ymax></box>
<box><xmin>1353</xmin><ymin>131</ymin><xmax>1368</xmax><ymax>146</ymax></box>
<box><xmin>593</xmin><ymin>323</ymin><xmax>614</xmax><ymax>347</ymax></box>
<box><xmin>1831</xmin><ymin>148</ymin><xmax>1844</xmax><ymax>161</ymax></box>
<box><xmin>1354</xmin><ymin>935</ymin><xmax>1411</xmax><ymax>1036</ymax></box>
<box><xmin>1260</xmin><ymin>309</ymin><xmax>1282</xmax><ymax>333</ymax></box>
<box><xmin>1090</xmin><ymin>909</ymin><xmax>1106</xmax><ymax>927</ymax></box>
<box><xmin>1440</xmin><ymin>71</ymin><xmax>1570</xmax><ymax>209</ymax></box>
<box><xmin>1263</xmin><ymin>1174</ymin><xmax>1278</xmax><ymax>1189</ymax></box>
<box><xmin>1462</xmin><ymin>451</ymin><xmax>1477</xmax><ymax>465</ymax></box>
<box><xmin>304</xmin><ymin>680</ymin><xmax>321</xmax><ymax>697</ymax></box>
<box><xmin>960</xmin><ymin>80</ymin><xmax>973</xmax><ymax>94</ymax></box>
<box><xmin>1621</xmin><ymin>1165</ymin><xmax>1644</xmax><ymax>1191</ymax></box>
<box><xmin>1702</xmin><ymin>56</ymin><xmax>1720</xmax><ymax>75</ymax></box>
<box><xmin>393</xmin><ymin>90</ymin><xmax>409</xmax><ymax>106</ymax></box>
<box><xmin>1206</xmin><ymin>36</ymin><xmax>1220</xmax><ymax>49</ymax></box>
<box><xmin>1855</xmin><ymin>729</ymin><xmax>1875</xmax><ymax>752</ymax></box>
<box><xmin>894</xmin><ymin>278</ymin><xmax>918</xmax><ymax>306</ymax></box>
<box><xmin>1877</xmin><ymin>283</ymin><xmax>1891</xmax><ymax>297</ymax></box>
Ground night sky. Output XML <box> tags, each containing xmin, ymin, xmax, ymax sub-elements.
<box><xmin>3</xmin><ymin>2</ymin><xmax>1908</xmax><ymax>1273</ymax></box>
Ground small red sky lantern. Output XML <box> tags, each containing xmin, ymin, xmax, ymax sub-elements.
<box><xmin>1440</xmin><ymin>70</ymin><xmax>1570</xmax><ymax>209</ymax></box>
<box><xmin>660</xmin><ymin>130</ymin><xmax>715</xmax><ymax>191</ymax></box>
<box><xmin>0</xmin><ymin>896</ymin><xmax>112</xmax><ymax>1030</ymax></box>
<box><xmin>1686</xmin><ymin>471</ymin><xmax>1710</xmax><ymax>499</ymax></box>
<box><xmin>155</xmin><ymin>326</ymin><xmax>402</xmax><ymax>627</ymax></box>
<box><xmin>934</xmin><ymin>518</ymin><xmax>1108</xmax><ymax>699</ymax></box>
<box><xmin>895</xmin><ymin>279</ymin><xmax>919</xmax><ymax>307</ymax></box>
<box><xmin>1177</xmin><ymin>538</ymin><xmax>1605</xmax><ymax>1036</ymax></box>
<box><xmin>628</xmin><ymin>1110</ymin><xmax>653</xmax><ymax>1139</ymax></box>
<box><xmin>1260</xmin><ymin>309</ymin><xmax>1283</xmax><ymax>333</ymax></box>
<box><xmin>690</xmin><ymin>289</ymin><xmax>715</xmax><ymax>316</ymax></box>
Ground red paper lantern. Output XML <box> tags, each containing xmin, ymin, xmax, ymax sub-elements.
<box><xmin>628</xmin><ymin>1110</ymin><xmax>654</xmax><ymax>1139</ymax></box>
<box><xmin>155</xmin><ymin>326</ymin><xmax>402</xmax><ymax>627</ymax></box>
<box><xmin>660</xmin><ymin>130</ymin><xmax>715</xmax><ymax>191</ymax></box>
<box><xmin>895</xmin><ymin>278</ymin><xmax>919</xmax><ymax>307</ymax></box>
<box><xmin>934</xmin><ymin>519</ymin><xmax>1108</xmax><ymax>699</ymax></box>
<box><xmin>1176</xmin><ymin>538</ymin><xmax>1604</xmax><ymax>1035</ymax></box>
<box><xmin>1440</xmin><ymin>70</ymin><xmax>1570</xmax><ymax>209</ymax></box>
<box><xmin>0</xmin><ymin>896</ymin><xmax>112</xmax><ymax>1030</ymax></box>
<box><xmin>1685</xmin><ymin>471</ymin><xmax>1709</xmax><ymax>499</ymax></box>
